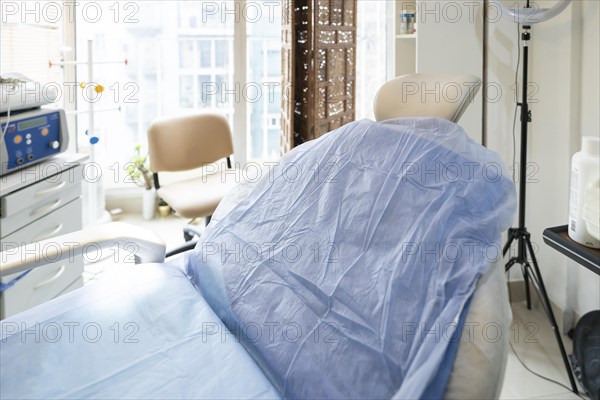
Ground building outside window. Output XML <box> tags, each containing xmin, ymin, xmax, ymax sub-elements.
<box><xmin>247</xmin><ymin>17</ymin><xmax>281</xmax><ymax>159</ymax></box>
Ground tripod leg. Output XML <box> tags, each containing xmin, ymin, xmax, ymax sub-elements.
<box><xmin>505</xmin><ymin>258</ymin><xmax>517</xmax><ymax>273</ymax></box>
<box><xmin>503</xmin><ymin>230</ymin><xmax>515</xmax><ymax>257</ymax></box>
<box><xmin>523</xmin><ymin>264</ymin><xmax>532</xmax><ymax>310</ymax></box>
<box><xmin>525</xmin><ymin>237</ymin><xmax>579</xmax><ymax>394</ymax></box>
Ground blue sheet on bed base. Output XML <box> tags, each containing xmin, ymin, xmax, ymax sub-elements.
<box><xmin>0</xmin><ymin>263</ymin><xmax>279</xmax><ymax>399</ymax></box>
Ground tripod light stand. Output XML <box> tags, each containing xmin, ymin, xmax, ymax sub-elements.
<box><xmin>490</xmin><ymin>0</ymin><xmax>578</xmax><ymax>394</ymax></box>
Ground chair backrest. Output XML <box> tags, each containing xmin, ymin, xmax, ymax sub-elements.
<box><xmin>373</xmin><ymin>73</ymin><xmax>482</xmax><ymax>123</ymax></box>
<box><xmin>148</xmin><ymin>113</ymin><xmax>234</xmax><ymax>172</ymax></box>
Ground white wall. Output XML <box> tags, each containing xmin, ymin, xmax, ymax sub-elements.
<box><xmin>486</xmin><ymin>0</ymin><xmax>600</xmax><ymax>321</ymax></box>
<box><xmin>570</xmin><ymin>0</ymin><xmax>599</xmax><ymax>317</ymax></box>
<box><xmin>416</xmin><ymin>0</ymin><xmax>484</xmax><ymax>142</ymax></box>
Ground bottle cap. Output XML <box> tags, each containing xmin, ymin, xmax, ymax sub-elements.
<box><xmin>582</xmin><ymin>136</ymin><xmax>600</xmax><ymax>156</ymax></box>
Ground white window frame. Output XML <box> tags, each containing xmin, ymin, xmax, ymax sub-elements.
<box><xmin>63</xmin><ymin>8</ymin><xmax>77</xmax><ymax>152</ymax></box>
<box><xmin>233</xmin><ymin>0</ymin><xmax>248</xmax><ymax>165</ymax></box>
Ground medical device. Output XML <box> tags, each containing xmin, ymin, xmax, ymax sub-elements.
<box><xmin>0</xmin><ymin>108</ymin><xmax>69</xmax><ymax>176</ymax></box>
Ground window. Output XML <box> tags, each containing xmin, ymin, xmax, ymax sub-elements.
<box><xmin>177</xmin><ymin>37</ymin><xmax>234</xmax><ymax>114</ymax></box>
<box><xmin>73</xmin><ymin>0</ymin><xmax>281</xmax><ymax>189</ymax></box>
<box><xmin>355</xmin><ymin>0</ymin><xmax>390</xmax><ymax>120</ymax></box>
<box><xmin>4</xmin><ymin>1</ymin><xmax>387</xmax><ymax>176</ymax></box>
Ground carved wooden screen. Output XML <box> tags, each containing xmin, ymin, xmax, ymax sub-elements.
<box><xmin>281</xmin><ymin>0</ymin><xmax>357</xmax><ymax>154</ymax></box>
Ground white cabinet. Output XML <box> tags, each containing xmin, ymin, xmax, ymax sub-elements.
<box><xmin>1</xmin><ymin>154</ymin><xmax>87</xmax><ymax>319</ymax></box>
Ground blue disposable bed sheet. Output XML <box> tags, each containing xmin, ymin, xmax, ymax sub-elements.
<box><xmin>188</xmin><ymin>117</ymin><xmax>516</xmax><ymax>399</ymax></box>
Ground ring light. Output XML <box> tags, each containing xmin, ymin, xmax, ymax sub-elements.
<box><xmin>490</xmin><ymin>0</ymin><xmax>572</xmax><ymax>24</ymax></box>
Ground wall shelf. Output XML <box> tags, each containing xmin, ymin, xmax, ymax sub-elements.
<box><xmin>395</xmin><ymin>34</ymin><xmax>417</xmax><ymax>39</ymax></box>
<box><xmin>387</xmin><ymin>0</ymin><xmax>417</xmax><ymax>79</ymax></box>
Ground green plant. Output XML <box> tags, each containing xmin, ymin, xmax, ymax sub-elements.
<box><xmin>126</xmin><ymin>144</ymin><xmax>153</xmax><ymax>190</ymax></box>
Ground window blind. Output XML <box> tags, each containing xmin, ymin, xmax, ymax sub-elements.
<box><xmin>1</xmin><ymin>6</ymin><xmax>64</xmax><ymax>91</ymax></box>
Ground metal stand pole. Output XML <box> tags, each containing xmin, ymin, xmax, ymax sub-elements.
<box><xmin>502</xmin><ymin>21</ymin><xmax>578</xmax><ymax>394</ymax></box>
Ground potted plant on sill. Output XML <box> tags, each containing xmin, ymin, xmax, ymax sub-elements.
<box><xmin>126</xmin><ymin>144</ymin><xmax>156</xmax><ymax>220</ymax></box>
<box><xmin>158</xmin><ymin>198</ymin><xmax>172</xmax><ymax>217</ymax></box>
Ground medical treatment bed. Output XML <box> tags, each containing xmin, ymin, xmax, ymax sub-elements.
<box><xmin>0</xmin><ymin>75</ymin><xmax>517</xmax><ymax>399</ymax></box>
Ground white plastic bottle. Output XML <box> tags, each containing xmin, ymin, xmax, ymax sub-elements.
<box><xmin>568</xmin><ymin>136</ymin><xmax>600</xmax><ymax>248</ymax></box>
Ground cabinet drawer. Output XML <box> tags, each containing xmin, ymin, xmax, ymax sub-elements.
<box><xmin>1</xmin><ymin>185</ymin><xmax>81</xmax><ymax>238</ymax></box>
<box><xmin>1</xmin><ymin>165</ymin><xmax>83</xmax><ymax>218</ymax></box>
<box><xmin>1</xmin><ymin>198</ymin><xmax>82</xmax><ymax>252</ymax></box>
<box><xmin>0</xmin><ymin>256</ymin><xmax>83</xmax><ymax>319</ymax></box>
<box><xmin>1</xmin><ymin>198</ymin><xmax>84</xmax><ymax>319</ymax></box>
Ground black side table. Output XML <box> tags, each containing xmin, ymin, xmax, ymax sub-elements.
<box><xmin>543</xmin><ymin>226</ymin><xmax>600</xmax><ymax>276</ymax></box>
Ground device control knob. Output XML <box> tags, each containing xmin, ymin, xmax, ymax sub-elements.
<box><xmin>50</xmin><ymin>140</ymin><xmax>60</xmax><ymax>150</ymax></box>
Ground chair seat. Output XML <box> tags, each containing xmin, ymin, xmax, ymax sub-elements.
<box><xmin>158</xmin><ymin>171</ymin><xmax>239</xmax><ymax>219</ymax></box>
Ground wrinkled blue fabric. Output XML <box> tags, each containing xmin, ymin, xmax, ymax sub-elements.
<box><xmin>188</xmin><ymin>117</ymin><xmax>516</xmax><ymax>399</ymax></box>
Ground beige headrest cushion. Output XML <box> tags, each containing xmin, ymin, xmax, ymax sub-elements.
<box><xmin>373</xmin><ymin>73</ymin><xmax>482</xmax><ymax>123</ymax></box>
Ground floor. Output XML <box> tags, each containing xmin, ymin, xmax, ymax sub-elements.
<box><xmin>501</xmin><ymin>302</ymin><xmax>586</xmax><ymax>399</ymax></box>
<box><xmin>85</xmin><ymin>213</ymin><xmax>589</xmax><ymax>400</ymax></box>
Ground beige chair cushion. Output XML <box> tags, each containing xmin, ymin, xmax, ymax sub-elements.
<box><xmin>374</xmin><ymin>73</ymin><xmax>482</xmax><ymax>123</ymax></box>
<box><xmin>157</xmin><ymin>171</ymin><xmax>238</xmax><ymax>219</ymax></box>
<box><xmin>148</xmin><ymin>113</ymin><xmax>234</xmax><ymax>172</ymax></box>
